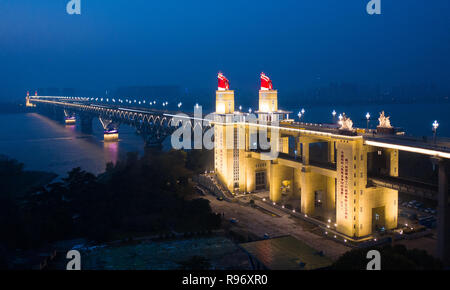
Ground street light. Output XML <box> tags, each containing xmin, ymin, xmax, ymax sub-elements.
<box><xmin>249</xmin><ymin>108</ymin><xmax>252</xmax><ymax>114</ymax></box>
<box><xmin>433</xmin><ymin>120</ymin><xmax>439</xmax><ymax>143</ymax></box>
<box><xmin>332</xmin><ymin>110</ymin><xmax>336</xmax><ymax>123</ymax></box>
<box><xmin>239</xmin><ymin>105</ymin><xmax>242</xmax><ymax>111</ymax></box>
<box><xmin>298</xmin><ymin>112</ymin><xmax>302</xmax><ymax>121</ymax></box>
<box><xmin>366</xmin><ymin>112</ymin><xmax>371</xmax><ymax>130</ymax></box>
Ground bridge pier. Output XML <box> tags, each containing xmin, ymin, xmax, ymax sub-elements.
<box><xmin>437</xmin><ymin>159</ymin><xmax>450</xmax><ymax>267</ymax></box>
<box><xmin>99</xmin><ymin>117</ymin><xmax>119</xmax><ymax>142</ymax></box>
<box><xmin>300</xmin><ymin>167</ymin><xmax>314</xmax><ymax>215</ymax></box>
<box><xmin>301</xmin><ymin>142</ymin><xmax>310</xmax><ymax>165</ymax></box>
<box><xmin>64</xmin><ymin>110</ymin><xmax>76</xmax><ymax>125</ymax></box>
<box><xmin>80</xmin><ymin>115</ymin><xmax>93</xmax><ymax>134</ymax></box>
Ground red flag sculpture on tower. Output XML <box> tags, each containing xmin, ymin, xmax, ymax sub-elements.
<box><xmin>217</xmin><ymin>72</ymin><xmax>229</xmax><ymax>90</ymax></box>
<box><xmin>260</xmin><ymin>72</ymin><xmax>273</xmax><ymax>90</ymax></box>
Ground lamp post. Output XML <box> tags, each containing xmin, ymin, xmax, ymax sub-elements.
<box><xmin>366</xmin><ymin>112</ymin><xmax>371</xmax><ymax>130</ymax></box>
<box><xmin>298</xmin><ymin>112</ymin><xmax>302</xmax><ymax>121</ymax></box>
<box><xmin>332</xmin><ymin>110</ymin><xmax>336</xmax><ymax>123</ymax></box>
<box><xmin>433</xmin><ymin>120</ymin><xmax>439</xmax><ymax>144</ymax></box>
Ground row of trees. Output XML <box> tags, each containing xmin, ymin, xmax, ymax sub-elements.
<box><xmin>0</xmin><ymin>149</ymin><xmax>219</xmax><ymax>268</ymax></box>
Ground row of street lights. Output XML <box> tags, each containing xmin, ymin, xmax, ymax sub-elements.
<box><xmin>70</xmin><ymin>95</ymin><xmax>443</xmax><ymax>141</ymax></box>
<box><xmin>331</xmin><ymin>109</ymin><xmax>440</xmax><ymax>141</ymax></box>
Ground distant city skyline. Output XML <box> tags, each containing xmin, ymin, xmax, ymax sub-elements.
<box><xmin>1</xmin><ymin>0</ymin><xmax>450</xmax><ymax>103</ymax></box>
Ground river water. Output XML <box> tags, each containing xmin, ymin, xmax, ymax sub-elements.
<box><xmin>0</xmin><ymin>102</ymin><xmax>449</xmax><ymax>177</ymax></box>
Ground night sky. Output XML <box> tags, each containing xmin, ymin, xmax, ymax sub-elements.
<box><xmin>1</xmin><ymin>0</ymin><xmax>450</xmax><ymax>101</ymax></box>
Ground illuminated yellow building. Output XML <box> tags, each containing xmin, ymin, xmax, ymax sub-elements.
<box><xmin>213</xmin><ymin>74</ymin><xmax>399</xmax><ymax>239</ymax></box>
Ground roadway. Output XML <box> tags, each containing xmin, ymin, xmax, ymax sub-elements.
<box><xmin>202</xmin><ymin>194</ymin><xmax>351</xmax><ymax>261</ymax></box>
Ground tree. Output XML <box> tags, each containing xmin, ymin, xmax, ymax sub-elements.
<box><xmin>333</xmin><ymin>244</ymin><xmax>442</xmax><ymax>270</ymax></box>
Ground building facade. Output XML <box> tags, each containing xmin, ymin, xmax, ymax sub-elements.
<box><xmin>213</xmin><ymin>73</ymin><xmax>398</xmax><ymax>239</ymax></box>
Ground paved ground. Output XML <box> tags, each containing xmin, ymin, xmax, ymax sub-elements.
<box><xmin>203</xmin><ymin>195</ymin><xmax>350</xmax><ymax>261</ymax></box>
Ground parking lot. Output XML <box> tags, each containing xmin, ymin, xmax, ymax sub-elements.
<box><xmin>202</xmin><ymin>194</ymin><xmax>351</xmax><ymax>261</ymax></box>
<box><xmin>398</xmin><ymin>197</ymin><xmax>438</xmax><ymax>232</ymax></box>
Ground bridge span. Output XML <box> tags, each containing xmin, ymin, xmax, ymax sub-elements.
<box><xmin>25</xmin><ymin>73</ymin><xmax>450</xmax><ymax>265</ymax></box>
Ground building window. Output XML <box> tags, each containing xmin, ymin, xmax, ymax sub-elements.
<box><xmin>255</xmin><ymin>171</ymin><xmax>266</xmax><ymax>190</ymax></box>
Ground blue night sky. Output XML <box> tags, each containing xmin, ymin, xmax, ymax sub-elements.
<box><xmin>1</xmin><ymin>0</ymin><xmax>450</xmax><ymax>100</ymax></box>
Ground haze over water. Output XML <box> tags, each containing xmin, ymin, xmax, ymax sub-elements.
<box><xmin>0</xmin><ymin>113</ymin><xmax>145</xmax><ymax>176</ymax></box>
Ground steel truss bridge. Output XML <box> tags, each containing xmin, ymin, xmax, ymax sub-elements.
<box><xmin>28</xmin><ymin>96</ymin><xmax>208</xmax><ymax>147</ymax></box>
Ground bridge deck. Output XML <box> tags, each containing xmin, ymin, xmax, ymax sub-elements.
<box><xmin>29</xmin><ymin>96</ymin><xmax>450</xmax><ymax>159</ymax></box>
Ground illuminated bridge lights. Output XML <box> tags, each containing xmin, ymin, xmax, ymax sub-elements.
<box><xmin>364</xmin><ymin>140</ymin><xmax>450</xmax><ymax>159</ymax></box>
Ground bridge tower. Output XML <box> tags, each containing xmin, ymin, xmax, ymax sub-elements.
<box><xmin>214</xmin><ymin>73</ymin><xmax>242</xmax><ymax>193</ymax></box>
<box><xmin>256</xmin><ymin>73</ymin><xmax>290</xmax><ymax>201</ymax></box>
<box><xmin>336</xmin><ymin>140</ymin><xmax>398</xmax><ymax>238</ymax></box>
<box><xmin>25</xmin><ymin>91</ymin><xmax>36</xmax><ymax>107</ymax></box>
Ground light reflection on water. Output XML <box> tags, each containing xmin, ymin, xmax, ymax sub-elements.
<box><xmin>103</xmin><ymin>141</ymin><xmax>119</xmax><ymax>166</ymax></box>
<box><xmin>0</xmin><ymin>113</ymin><xmax>145</xmax><ymax>176</ymax></box>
